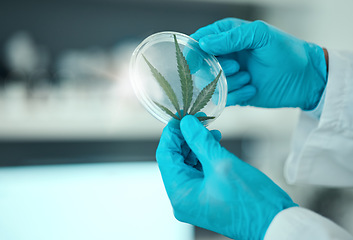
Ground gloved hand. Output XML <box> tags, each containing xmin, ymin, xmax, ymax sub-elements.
<box><xmin>156</xmin><ymin>115</ymin><xmax>297</xmax><ymax>240</ymax></box>
<box><xmin>190</xmin><ymin>18</ymin><xmax>328</xmax><ymax>110</ymax></box>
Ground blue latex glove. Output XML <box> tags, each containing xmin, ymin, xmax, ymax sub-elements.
<box><xmin>190</xmin><ymin>18</ymin><xmax>327</xmax><ymax>110</ymax></box>
<box><xmin>156</xmin><ymin>115</ymin><xmax>297</xmax><ymax>240</ymax></box>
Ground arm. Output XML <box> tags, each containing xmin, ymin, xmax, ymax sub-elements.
<box><xmin>156</xmin><ymin>115</ymin><xmax>297</xmax><ymax>240</ymax></box>
<box><xmin>155</xmin><ymin>18</ymin><xmax>353</xmax><ymax>239</ymax></box>
<box><xmin>191</xmin><ymin>18</ymin><xmax>353</xmax><ymax>186</ymax></box>
<box><xmin>265</xmin><ymin>207</ymin><xmax>353</xmax><ymax>240</ymax></box>
<box><xmin>190</xmin><ymin>18</ymin><xmax>327</xmax><ymax>110</ymax></box>
<box><xmin>285</xmin><ymin>50</ymin><xmax>353</xmax><ymax>187</ymax></box>
<box><xmin>156</xmin><ymin>116</ymin><xmax>353</xmax><ymax>240</ymax></box>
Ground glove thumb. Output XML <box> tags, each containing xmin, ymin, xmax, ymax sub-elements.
<box><xmin>180</xmin><ymin>115</ymin><xmax>223</xmax><ymax>174</ymax></box>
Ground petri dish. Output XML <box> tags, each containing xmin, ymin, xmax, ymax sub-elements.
<box><xmin>129</xmin><ymin>31</ymin><xmax>227</xmax><ymax>126</ymax></box>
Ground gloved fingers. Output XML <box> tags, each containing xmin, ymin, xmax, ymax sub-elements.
<box><xmin>227</xmin><ymin>71</ymin><xmax>251</xmax><ymax>91</ymax></box>
<box><xmin>217</xmin><ymin>57</ymin><xmax>240</xmax><ymax>76</ymax></box>
<box><xmin>156</xmin><ymin>125</ymin><xmax>201</xmax><ymax>185</ymax></box>
<box><xmin>157</xmin><ymin>124</ymin><xmax>184</xmax><ymax>165</ymax></box>
<box><xmin>199</xmin><ymin>20</ymin><xmax>270</xmax><ymax>55</ymax></box>
<box><xmin>180</xmin><ymin>115</ymin><xmax>224</xmax><ymax>174</ymax></box>
<box><xmin>190</xmin><ymin>24</ymin><xmax>220</xmax><ymax>42</ymax></box>
<box><xmin>184</xmin><ymin>129</ymin><xmax>221</xmax><ymax>171</ymax></box>
<box><xmin>190</xmin><ymin>18</ymin><xmax>248</xmax><ymax>41</ymax></box>
<box><xmin>210</xmin><ymin>129</ymin><xmax>222</xmax><ymax>142</ymax></box>
<box><xmin>184</xmin><ymin>148</ymin><xmax>198</xmax><ymax>168</ymax></box>
<box><xmin>226</xmin><ymin>85</ymin><xmax>257</xmax><ymax>107</ymax></box>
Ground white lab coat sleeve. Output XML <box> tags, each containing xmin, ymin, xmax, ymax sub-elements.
<box><xmin>264</xmin><ymin>207</ymin><xmax>353</xmax><ymax>240</ymax></box>
<box><xmin>284</xmin><ymin>50</ymin><xmax>353</xmax><ymax>187</ymax></box>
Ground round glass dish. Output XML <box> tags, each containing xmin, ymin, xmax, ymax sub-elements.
<box><xmin>130</xmin><ymin>31</ymin><xmax>227</xmax><ymax>126</ymax></box>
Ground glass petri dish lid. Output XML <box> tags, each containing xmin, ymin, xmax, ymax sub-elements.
<box><xmin>129</xmin><ymin>31</ymin><xmax>227</xmax><ymax>126</ymax></box>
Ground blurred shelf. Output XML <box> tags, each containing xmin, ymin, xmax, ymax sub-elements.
<box><xmin>0</xmin><ymin>82</ymin><xmax>300</xmax><ymax>140</ymax></box>
<box><xmin>0</xmin><ymin>138</ymin><xmax>246</xmax><ymax>166</ymax></box>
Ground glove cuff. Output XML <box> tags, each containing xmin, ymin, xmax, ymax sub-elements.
<box><xmin>303</xmin><ymin>43</ymin><xmax>328</xmax><ymax>110</ymax></box>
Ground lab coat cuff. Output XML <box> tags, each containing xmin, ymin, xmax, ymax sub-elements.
<box><xmin>285</xmin><ymin>50</ymin><xmax>353</xmax><ymax>186</ymax></box>
<box><xmin>264</xmin><ymin>207</ymin><xmax>353</xmax><ymax>240</ymax></box>
<box><xmin>302</xmin><ymin>88</ymin><xmax>326</xmax><ymax>120</ymax></box>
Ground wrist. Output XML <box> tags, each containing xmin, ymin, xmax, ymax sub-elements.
<box><xmin>323</xmin><ymin>47</ymin><xmax>329</xmax><ymax>75</ymax></box>
<box><xmin>302</xmin><ymin>43</ymin><xmax>328</xmax><ymax>110</ymax></box>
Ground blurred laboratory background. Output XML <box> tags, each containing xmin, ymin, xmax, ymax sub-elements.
<box><xmin>0</xmin><ymin>0</ymin><xmax>352</xmax><ymax>239</ymax></box>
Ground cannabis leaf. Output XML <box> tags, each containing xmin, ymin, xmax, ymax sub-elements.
<box><xmin>174</xmin><ymin>35</ymin><xmax>193</xmax><ymax>116</ymax></box>
<box><xmin>143</xmin><ymin>34</ymin><xmax>222</xmax><ymax>123</ymax></box>
<box><xmin>196</xmin><ymin>116</ymin><xmax>215</xmax><ymax>121</ymax></box>
<box><xmin>153</xmin><ymin>101</ymin><xmax>179</xmax><ymax>120</ymax></box>
<box><xmin>189</xmin><ymin>70</ymin><xmax>222</xmax><ymax>115</ymax></box>
<box><xmin>143</xmin><ymin>55</ymin><xmax>181</xmax><ymax>118</ymax></box>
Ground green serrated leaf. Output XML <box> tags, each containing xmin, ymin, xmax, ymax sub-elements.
<box><xmin>174</xmin><ymin>34</ymin><xmax>193</xmax><ymax>116</ymax></box>
<box><xmin>153</xmin><ymin>101</ymin><xmax>180</xmax><ymax>120</ymax></box>
<box><xmin>189</xmin><ymin>70</ymin><xmax>222</xmax><ymax>115</ymax></box>
<box><xmin>143</xmin><ymin>55</ymin><xmax>181</xmax><ymax>118</ymax></box>
<box><xmin>196</xmin><ymin>116</ymin><xmax>215</xmax><ymax>121</ymax></box>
